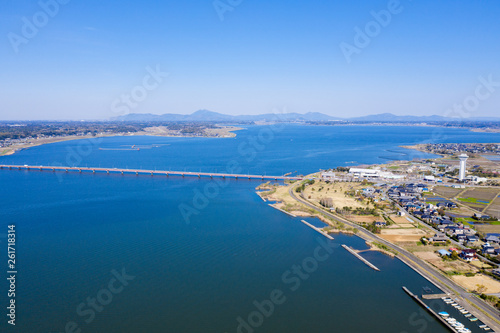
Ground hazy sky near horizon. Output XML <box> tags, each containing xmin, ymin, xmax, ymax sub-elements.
<box><xmin>1</xmin><ymin>0</ymin><xmax>500</xmax><ymax>120</ymax></box>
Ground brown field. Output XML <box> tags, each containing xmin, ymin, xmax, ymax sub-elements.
<box><xmin>485</xmin><ymin>197</ymin><xmax>500</xmax><ymax>219</ymax></box>
<box><xmin>433</xmin><ymin>186</ymin><xmax>464</xmax><ymax>199</ymax></box>
<box><xmin>460</xmin><ymin>188</ymin><xmax>500</xmax><ymax>203</ymax></box>
<box><xmin>414</xmin><ymin>251</ymin><xmax>478</xmax><ymax>274</ymax></box>
<box><xmin>390</xmin><ymin>215</ymin><xmax>413</xmax><ymax>224</ymax></box>
<box><xmin>475</xmin><ymin>223</ymin><xmax>500</xmax><ymax>234</ymax></box>
<box><xmin>452</xmin><ymin>274</ymin><xmax>500</xmax><ymax>294</ymax></box>
<box><xmin>350</xmin><ymin>216</ymin><xmax>384</xmax><ymax>223</ymax></box>
<box><xmin>380</xmin><ymin>228</ymin><xmax>428</xmax><ymax>242</ymax></box>
<box><xmin>302</xmin><ymin>181</ymin><xmax>369</xmax><ymax>210</ymax></box>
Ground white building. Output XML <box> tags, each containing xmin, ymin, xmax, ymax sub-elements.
<box><xmin>466</xmin><ymin>175</ymin><xmax>488</xmax><ymax>184</ymax></box>
<box><xmin>458</xmin><ymin>154</ymin><xmax>468</xmax><ymax>181</ymax></box>
<box><xmin>349</xmin><ymin>168</ymin><xmax>405</xmax><ymax>180</ymax></box>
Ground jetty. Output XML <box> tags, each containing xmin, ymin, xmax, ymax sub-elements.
<box><xmin>341</xmin><ymin>245</ymin><xmax>380</xmax><ymax>271</ymax></box>
<box><xmin>0</xmin><ymin>164</ymin><xmax>303</xmax><ymax>181</ymax></box>
<box><xmin>422</xmin><ymin>293</ymin><xmax>449</xmax><ymax>300</ymax></box>
<box><xmin>402</xmin><ymin>286</ymin><xmax>457</xmax><ymax>332</ymax></box>
<box><xmin>300</xmin><ymin>220</ymin><xmax>334</xmax><ymax>240</ymax></box>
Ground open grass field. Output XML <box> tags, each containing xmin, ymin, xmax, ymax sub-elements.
<box><xmin>433</xmin><ymin>186</ymin><xmax>464</xmax><ymax>199</ymax></box>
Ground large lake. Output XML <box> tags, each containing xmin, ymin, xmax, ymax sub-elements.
<box><xmin>2</xmin><ymin>125</ymin><xmax>500</xmax><ymax>332</ymax></box>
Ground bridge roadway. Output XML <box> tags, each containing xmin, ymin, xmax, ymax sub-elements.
<box><xmin>0</xmin><ymin>164</ymin><xmax>303</xmax><ymax>181</ymax></box>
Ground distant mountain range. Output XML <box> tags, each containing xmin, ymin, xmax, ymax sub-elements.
<box><xmin>112</xmin><ymin>110</ymin><xmax>500</xmax><ymax>123</ymax></box>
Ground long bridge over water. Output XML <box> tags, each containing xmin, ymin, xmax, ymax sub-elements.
<box><xmin>0</xmin><ymin>164</ymin><xmax>303</xmax><ymax>181</ymax></box>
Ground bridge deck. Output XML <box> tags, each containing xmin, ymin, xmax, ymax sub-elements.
<box><xmin>0</xmin><ymin>164</ymin><xmax>303</xmax><ymax>181</ymax></box>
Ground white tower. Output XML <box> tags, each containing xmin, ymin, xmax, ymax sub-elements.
<box><xmin>458</xmin><ymin>154</ymin><xmax>468</xmax><ymax>181</ymax></box>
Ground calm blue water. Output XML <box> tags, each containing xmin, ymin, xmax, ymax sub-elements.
<box><xmin>2</xmin><ymin>125</ymin><xmax>500</xmax><ymax>332</ymax></box>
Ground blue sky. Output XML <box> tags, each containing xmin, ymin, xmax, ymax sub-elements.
<box><xmin>1</xmin><ymin>0</ymin><xmax>499</xmax><ymax>120</ymax></box>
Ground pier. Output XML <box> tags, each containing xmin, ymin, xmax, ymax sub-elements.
<box><xmin>341</xmin><ymin>245</ymin><xmax>380</xmax><ymax>271</ymax></box>
<box><xmin>402</xmin><ymin>286</ymin><xmax>457</xmax><ymax>332</ymax></box>
<box><xmin>0</xmin><ymin>164</ymin><xmax>303</xmax><ymax>181</ymax></box>
<box><xmin>422</xmin><ymin>293</ymin><xmax>449</xmax><ymax>300</ymax></box>
<box><xmin>300</xmin><ymin>220</ymin><xmax>334</xmax><ymax>240</ymax></box>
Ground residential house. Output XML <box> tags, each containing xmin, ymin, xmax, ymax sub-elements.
<box><xmin>459</xmin><ymin>249</ymin><xmax>477</xmax><ymax>261</ymax></box>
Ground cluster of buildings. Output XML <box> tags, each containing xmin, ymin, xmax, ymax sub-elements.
<box><xmin>421</xmin><ymin>143</ymin><xmax>500</xmax><ymax>155</ymax></box>
<box><xmin>387</xmin><ymin>183</ymin><xmax>500</xmax><ymax>262</ymax></box>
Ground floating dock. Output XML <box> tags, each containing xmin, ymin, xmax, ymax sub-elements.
<box><xmin>402</xmin><ymin>286</ymin><xmax>458</xmax><ymax>332</ymax></box>
<box><xmin>300</xmin><ymin>220</ymin><xmax>334</xmax><ymax>240</ymax></box>
<box><xmin>341</xmin><ymin>244</ymin><xmax>380</xmax><ymax>271</ymax></box>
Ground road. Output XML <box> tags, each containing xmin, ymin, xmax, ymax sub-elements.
<box><xmin>288</xmin><ymin>184</ymin><xmax>500</xmax><ymax>331</ymax></box>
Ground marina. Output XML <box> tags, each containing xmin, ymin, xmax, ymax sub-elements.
<box><xmin>403</xmin><ymin>287</ymin><xmax>468</xmax><ymax>332</ymax></box>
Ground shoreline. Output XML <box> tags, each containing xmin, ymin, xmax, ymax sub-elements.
<box><xmin>260</xmin><ymin>172</ymin><xmax>500</xmax><ymax>329</ymax></box>
<box><xmin>0</xmin><ymin>126</ymin><xmax>243</xmax><ymax>157</ymax></box>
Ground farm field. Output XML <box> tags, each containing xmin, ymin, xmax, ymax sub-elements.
<box><xmin>459</xmin><ymin>188</ymin><xmax>499</xmax><ymax>202</ymax></box>
<box><xmin>457</xmin><ymin>188</ymin><xmax>500</xmax><ymax>212</ymax></box>
<box><xmin>485</xmin><ymin>197</ymin><xmax>500</xmax><ymax>219</ymax></box>
<box><xmin>475</xmin><ymin>223</ymin><xmax>500</xmax><ymax>235</ymax></box>
<box><xmin>432</xmin><ymin>186</ymin><xmax>464</xmax><ymax>199</ymax></box>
